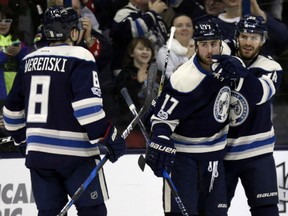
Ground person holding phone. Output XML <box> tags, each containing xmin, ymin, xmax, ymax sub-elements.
<box><xmin>0</xmin><ymin>4</ymin><xmax>30</xmax><ymax>141</ymax></box>
<box><xmin>0</xmin><ymin>5</ymin><xmax>30</xmax><ymax>102</ymax></box>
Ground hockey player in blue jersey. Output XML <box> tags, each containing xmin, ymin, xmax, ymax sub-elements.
<box><xmin>2</xmin><ymin>6</ymin><xmax>126</xmax><ymax>216</ymax></box>
<box><xmin>145</xmin><ymin>20</ymin><xmax>233</xmax><ymax>216</ymax></box>
<box><xmin>214</xmin><ymin>15</ymin><xmax>283</xmax><ymax>216</ymax></box>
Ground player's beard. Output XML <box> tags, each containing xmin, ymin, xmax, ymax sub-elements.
<box><xmin>238</xmin><ymin>44</ymin><xmax>261</xmax><ymax>60</ymax></box>
<box><xmin>198</xmin><ymin>54</ymin><xmax>213</xmax><ymax>71</ymax></box>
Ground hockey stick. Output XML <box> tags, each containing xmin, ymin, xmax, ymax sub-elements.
<box><xmin>57</xmin><ymin>61</ymin><xmax>157</xmax><ymax>216</ymax></box>
<box><xmin>121</xmin><ymin>88</ymin><xmax>189</xmax><ymax>216</ymax></box>
<box><xmin>157</xmin><ymin>26</ymin><xmax>176</xmax><ymax>98</ymax></box>
<box><xmin>136</xmin><ymin>27</ymin><xmax>176</xmax><ymax>169</ymax></box>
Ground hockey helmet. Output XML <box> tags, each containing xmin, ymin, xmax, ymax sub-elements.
<box><xmin>193</xmin><ymin>20</ymin><xmax>222</xmax><ymax>42</ymax></box>
<box><xmin>236</xmin><ymin>15</ymin><xmax>268</xmax><ymax>40</ymax></box>
<box><xmin>42</xmin><ymin>5</ymin><xmax>82</xmax><ymax>41</ymax></box>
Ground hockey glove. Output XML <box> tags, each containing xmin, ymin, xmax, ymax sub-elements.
<box><xmin>212</xmin><ymin>55</ymin><xmax>248</xmax><ymax>79</ymax></box>
<box><xmin>146</xmin><ymin>136</ymin><xmax>176</xmax><ymax>177</ymax></box>
<box><xmin>100</xmin><ymin>125</ymin><xmax>126</xmax><ymax>163</ymax></box>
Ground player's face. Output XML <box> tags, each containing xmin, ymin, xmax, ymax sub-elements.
<box><xmin>237</xmin><ymin>32</ymin><xmax>263</xmax><ymax>59</ymax></box>
<box><xmin>197</xmin><ymin>40</ymin><xmax>222</xmax><ymax>70</ymax></box>
<box><xmin>131</xmin><ymin>42</ymin><xmax>152</xmax><ymax>67</ymax></box>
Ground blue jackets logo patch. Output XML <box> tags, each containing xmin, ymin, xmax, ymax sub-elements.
<box><xmin>214</xmin><ymin>86</ymin><xmax>231</xmax><ymax>123</ymax></box>
<box><xmin>229</xmin><ymin>91</ymin><xmax>249</xmax><ymax>127</ymax></box>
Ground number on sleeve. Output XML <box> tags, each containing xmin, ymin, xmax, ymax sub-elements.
<box><xmin>160</xmin><ymin>94</ymin><xmax>179</xmax><ymax>115</ymax></box>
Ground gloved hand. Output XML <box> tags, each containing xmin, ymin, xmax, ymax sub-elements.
<box><xmin>212</xmin><ymin>55</ymin><xmax>248</xmax><ymax>80</ymax></box>
<box><xmin>100</xmin><ymin>125</ymin><xmax>126</xmax><ymax>163</ymax></box>
<box><xmin>146</xmin><ymin>136</ymin><xmax>176</xmax><ymax>177</ymax></box>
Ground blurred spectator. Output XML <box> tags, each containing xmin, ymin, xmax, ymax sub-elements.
<box><xmin>91</xmin><ymin>0</ymin><xmax>129</xmax><ymax>32</ymax></box>
<box><xmin>156</xmin><ymin>14</ymin><xmax>195</xmax><ymax>78</ymax></box>
<box><xmin>258</xmin><ymin>0</ymin><xmax>283</xmax><ymax>21</ymax></box>
<box><xmin>46</xmin><ymin>0</ymin><xmax>112</xmax><ymax>72</ymax></box>
<box><xmin>110</xmin><ymin>0</ymin><xmax>169</xmax><ymax>77</ymax></box>
<box><xmin>0</xmin><ymin>5</ymin><xmax>30</xmax><ymax>143</ymax></box>
<box><xmin>204</xmin><ymin>0</ymin><xmax>226</xmax><ymax>16</ymax></box>
<box><xmin>7</xmin><ymin>0</ymin><xmax>46</xmax><ymax>46</ymax></box>
<box><xmin>115</xmin><ymin>37</ymin><xmax>155</xmax><ymax>125</ymax></box>
<box><xmin>282</xmin><ymin>0</ymin><xmax>288</xmax><ymax>26</ymax></box>
<box><xmin>210</xmin><ymin>0</ymin><xmax>288</xmax><ymax>58</ymax></box>
<box><xmin>0</xmin><ymin>5</ymin><xmax>30</xmax><ymax>105</ymax></box>
<box><xmin>172</xmin><ymin>0</ymin><xmax>225</xmax><ymax>24</ymax></box>
<box><xmin>114</xmin><ymin>37</ymin><xmax>156</xmax><ymax>148</ymax></box>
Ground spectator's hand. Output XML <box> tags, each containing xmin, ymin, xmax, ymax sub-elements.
<box><xmin>99</xmin><ymin>125</ymin><xmax>126</xmax><ymax>163</ymax></box>
<box><xmin>5</xmin><ymin>45</ymin><xmax>21</xmax><ymax>57</ymax></box>
<box><xmin>187</xmin><ymin>40</ymin><xmax>195</xmax><ymax>58</ymax></box>
<box><xmin>146</xmin><ymin>136</ymin><xmax>176</xmax><ymax>177</ymax></box>
<box><xmin>250</xmin><ymin>0</ymin><xmax>267</xmax><ymax>21</ymax></box>
<box><xmin>149</xmin><ymin>0</ymin><xmax>168</xmax><ymax>14</ymax></box>
<box><xmin>211</xmin><ymin>55</ymin><xmax>248</xmax><ymax>80</ymax></box>
<box><xmin>77</xmin><ymin>16</ymin><xmax>93</xmax><ymax>46</ymax></box>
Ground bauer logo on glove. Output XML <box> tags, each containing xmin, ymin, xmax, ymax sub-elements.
<box><xmin>149</xmin><ymin>142</ymin><xmax>176</xmax><ymax>154</ymax></box>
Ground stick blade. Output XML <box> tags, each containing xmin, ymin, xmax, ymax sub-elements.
<box><xmin>138</xmin><ymin>154</ymin><xmax>146</xmax><ymax>171</ymax></box>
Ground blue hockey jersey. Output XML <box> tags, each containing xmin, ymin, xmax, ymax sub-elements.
<box><xmin>225</xmin><ymin>55</ymin><xmax>283</xmax><ymax>160</ymax></box>
<box><xmin>3</xmin><ymin>45</ymin><xmax>109</xmax><ymax>169</ymax></box>
<box><xmin>151</xmin><ymin>54</ymin><xmax>232</xmax><ymax>161</ymax></box>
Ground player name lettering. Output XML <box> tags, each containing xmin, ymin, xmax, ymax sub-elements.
<box><xmin>24</xmin><ymin>57</ymin><xmax>68</xmax><ymax>73</ymax></box>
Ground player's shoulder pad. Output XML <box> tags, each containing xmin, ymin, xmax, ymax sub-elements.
<box><xmin>170</xmin><ymin>55</ymin><xmax>206</xmax><ymax>93</ymax></box>
<box><xmin>252</xmin><ymin>55</ymin><xmax>282</xmax><ymax>71</ymax></box>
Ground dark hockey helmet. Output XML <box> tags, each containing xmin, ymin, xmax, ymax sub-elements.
<box><xmin>42</xmin><ymin>5</ymin><xmax>82</xmax><ymax>41</ymax></box>
<box><xmin>193</xmin><ymin>20</ymin><xmax>222</xmax><ymax>42</ymax></box>
<box><xmin>236</xmin><ymin>15</ymin><xmax>268</xmax><ymax>40</ymax></box>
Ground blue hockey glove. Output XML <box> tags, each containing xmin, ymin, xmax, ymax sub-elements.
<box><xmin>212</xmin><ymin>55</ymin><xmax>248</xmax><ymax>79</ymax></box>
<box><xmin>146</xmin><ymin>136</ymin><xmax>176</xmax><ymax>177</ymax></box>
<box><xmin>100</xmin><ymin>125</ymin><xmax>126</xmax><ymax>163</ymax></box>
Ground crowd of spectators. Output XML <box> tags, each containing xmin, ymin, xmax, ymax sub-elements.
<box><xmin>0</xmin><ymin>0</ymin><xmax>288</xmax><ymax>153</ymax></box>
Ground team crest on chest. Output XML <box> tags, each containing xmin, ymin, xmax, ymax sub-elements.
<box><xmin>214</xmin><ymin>86</ymin><xmax>231</xmax><ymax>123</ymax></box>
<box><xmin>229</xmin><ymin>91</ymin><xmax>249</xmax><ymax>126</ymax></box>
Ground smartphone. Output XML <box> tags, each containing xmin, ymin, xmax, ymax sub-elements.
<box><xmin>11</xmin><ymin>41</ymin><xmax>21</xmax><ymax>46</ymax></box>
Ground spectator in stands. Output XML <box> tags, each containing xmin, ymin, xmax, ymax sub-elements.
<box><xmin>211</xmin><ymin>0</ymin><xmax>288</xmax><ymax>57</ymax></box>
<box><xmin>45</xmin><ymin>0</ymin><xmax>112</xmax><ymax>72</ymax></box>
<box><xmin>115</xmin><ymin>37</ymin><xmax>155</xmax><ymax>125</ymax></box>
<box><xmin>0</xmin><ymin>5</ymin><xmax>30</xmax><ymax>106</ymax></box>
<box><xmin>172</xmin><ymin>0</ymin><xmax>225</xmax><ymax>24</ymax></box>
<box><xmin>90</xmin><ymin>0</ymin><xmax>129</xmax><ymax>32</ymax></box>
<box><xmin>156</xmin><ymin>14</ymin><xmax>195</xmax><ymax>78</ymax></box>
<box><xmin>7</xmin><ymin>0</ymin><xmax>46</xmax><ymax>46</ymax></box>
<box><xmin>110</xmin><ymin>0</ymin><xmax>169</xmax><ymax>77</ymax></box>
<box><xmin>115</xmin><ymin>37</ymin><xmax>156</xmax><ymax>148</ymax></box>
<box><xmin>0</xmin><ymin>4</ymin><xmax>30</xmax><ymax>146</ymax></box>
<box><xmin>204</xmin><ymin>0</ymin><xmax>226</xmax><ymax>16</ymax></box>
